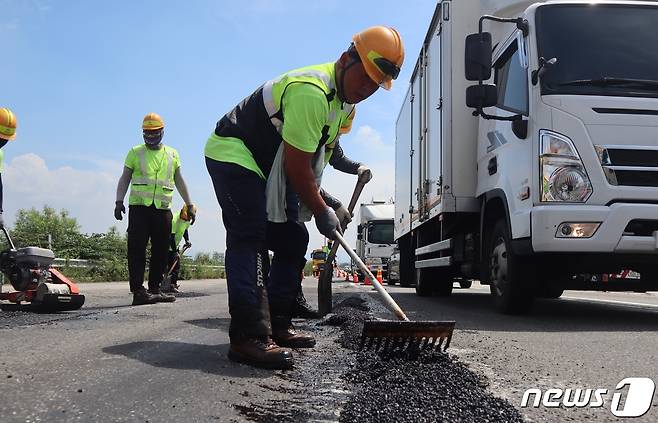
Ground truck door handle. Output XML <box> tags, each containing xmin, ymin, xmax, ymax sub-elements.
<box><xmin>488</xmin><ymin>157</ymin><xmax>498</xmax><ymax>175</ymax></box>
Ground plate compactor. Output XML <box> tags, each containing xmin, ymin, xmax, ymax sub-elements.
<box><xmin>0</xmin><ymin>227</ymin><xmax>85</xmax><ymax>311</ymax></box>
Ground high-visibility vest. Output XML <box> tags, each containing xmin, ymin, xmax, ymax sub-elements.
<box><xmin>212</xmin><ymin>62</ymin><xmax>355</xmax><ymax>177</ymax></box>
<box><xmin>128</xmin><ymin>144</ymin><xmax>179</xmax><ymax>210</ymax></box>
<box><xmin>171</xmin><ymin>212</ymin><xmax>191</xmax><ymax>248</ymax></box>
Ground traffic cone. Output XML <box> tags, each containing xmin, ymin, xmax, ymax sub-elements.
<box><xmin>353</xmin><ymin>272</ymin><xmax>358</xmax><ymax>284</ymax></box>
<box><xmin>376</xmin><ymin>269</ymin><xmax>383</xmax><ymax>284</ymax></box>
<box><xmin>364</xmin><ymin>272</ymin><xmax>373</xmax><ymax>286</ymax></box>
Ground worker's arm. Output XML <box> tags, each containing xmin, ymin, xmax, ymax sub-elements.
<box><xmin>114</xmin><ymin>166</ymin><xmax>132</xmax><ymax>220</ymax></box>
<box><xmin>183</xmin><ymin>229</ymin><xmax>189</xmax><ymax>243</ymax></box>
<box><xmin>283</xmin><ymin>143</ymin><xmax>325</xmax><ymax>215</ymax></box>
<box><xmin>115</xmin><ymin>166</ymin><xmax>132</xmax><ymax>202</ymax></box>
<box><xmin>329</xmin><ymin>143</ymin><xmax>361</xmax><ymax>175</ymax></box>
<box><xmin>174</xmin><ymin>168</ymin><xmax>192</xmax><ymax>206</ymax></box>
<box><xmin>170</xmin><ymin>234</ymin><xmax>177</xmax><ymax>252</ymax></box>
<box><xmin>0</xmin><ymin>173</ymin><xmax>4</xmax><ymax>228</ymax></box>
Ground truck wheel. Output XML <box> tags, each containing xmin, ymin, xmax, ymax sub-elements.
<box><xmin>459</xmin><ymin>280</ymin><xmax>472</xmax><ymax>289</ymax></box>
<box><xmin>415</xmin><ymin>267</ymin><xmax>453</xmax><ymax>297</ymax></box>
<box><xmin>538</xmin><ymin>286</ymin><xmax>564</xmax><ymax>299</ymax></box>
<box><xmin>487</xmin><ymin>219</ymin><xmax>534</xmax><ymax>314</ymax></box>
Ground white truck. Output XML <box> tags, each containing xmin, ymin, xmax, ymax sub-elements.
<box><xmin>356</xmin><ymin>202</ymin><xmax>395</xmax><ymax>282</ymax></box>
<box><xmin>395</xmin><ymin>0</ymin><xmax>658</xmax><ymax>313</ymax></box>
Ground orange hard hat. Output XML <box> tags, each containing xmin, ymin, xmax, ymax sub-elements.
<box><xmin>0</xmin><ymin>108</ymin><xmax>17</xmax><ymax>141</ymax></box>
<box><xmin>352</xmin><ymin>26</ymin><xmax>405</xmax><ymax>90</ymax></box>
<box><xmin>142</xmin><ymin>112</ymin><xmax>164</xmax><ymax>131</ymax></box>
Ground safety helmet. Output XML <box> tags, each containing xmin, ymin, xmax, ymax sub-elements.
<box><xmin>0</xmin><ymin>108</ymin><xmax>17</xmax><ymax>141</ymax></box>
<box><xmin>180</xmin><ymin>204</ymin><xmax>197</xmax><ymax>221</ymax></box>
<box><xmin>142</xmin><ymin>112</ymin><xmax>164</xmax><ymax>131</ymax></box>
<box><xmin>352</xmin><ymin>26</ymin><xmax>405</xmax><ymax>90</ymax></box>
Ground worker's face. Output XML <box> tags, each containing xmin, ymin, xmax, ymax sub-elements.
<box><xmin>143</xmin><ymin>129</ymin><xmax>163</xmax><ymax>148</ymax></box>
<box><xmin>339</xmin><ymin>53</ymin><xmax>379</xmax><ymax>104</ymax></box>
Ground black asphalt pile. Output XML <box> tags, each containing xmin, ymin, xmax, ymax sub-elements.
<box><xmin>333</xmin><ymin>295</ymin><xmax>524</xmax><ymax>423</ymax></box>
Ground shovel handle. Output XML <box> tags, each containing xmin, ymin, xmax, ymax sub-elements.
<box><xmin>318</xmin><ymin>178</ymin><xmax>368</xmax><ymax>316</ymax></box>
<box><xmin>333</xmin><ymin>231</ymin><xmax>410</xmax><ymax>322</ymax></box>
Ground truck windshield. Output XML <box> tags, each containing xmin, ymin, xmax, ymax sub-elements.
<box><xmin>367</xmin><ymin>221</ymin><xmax>394</xmax><ymax>245</ymax></box>
<box><xmin>536</xmin><ymin>4</ymin><xmax>658</xmax><ymax>98</ymax></box>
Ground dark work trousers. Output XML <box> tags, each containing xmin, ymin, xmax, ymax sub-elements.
<box><xmin>167</xmin><ymin>250</ymin><xmax>181</xmax><ymax>286</ymax></box>
<box><xmin>206</xmin><ymin>158</ymin><xmax>309</xmax><ymax>338</ymax></box>
<box><xmin>127</xmin><ymin>205</ymin><xmax>173</xmax><ymax>293</ymax></box>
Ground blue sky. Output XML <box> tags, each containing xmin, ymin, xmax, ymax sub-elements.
<box><xmin>2</xmin><ymin>0</ymin><xmax>438</xmax><ymax>259</ymax></box>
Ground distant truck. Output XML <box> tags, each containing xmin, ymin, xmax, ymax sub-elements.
<box><xmin>310</xmin><ymin>245</ymin><xmax>329</xmax><ymax>277</ymax></box>
<box><xmin>395</xmin><ymin>0</ymin><xmax>658</xmax><ymax>313</ymax></box>
<box><xmin>356</xmin><ymin>202</ymin><xmax>395</xmax><ymax>282</ymax></box>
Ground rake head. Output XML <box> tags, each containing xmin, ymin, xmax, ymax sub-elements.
<box><xmin>360</xmin><ymin>319</ymin><xmax>456</xmax><ymax>353</ymax></box>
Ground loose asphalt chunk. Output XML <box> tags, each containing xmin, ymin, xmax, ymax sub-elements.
<box><xmin>233</xmin><ymin>294</ymin><xmax>524</xmax><ymax>422</ymax></box>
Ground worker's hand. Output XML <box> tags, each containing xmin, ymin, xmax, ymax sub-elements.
<box><xmin>334</xmin><ymin>205</ymin><xmax>352</xmax><ymax>229</ymax></box>
<box><xmin>185</xmin><ymin>203</ymin><xmax>196</xmax><ymax>225</ymax></box>
<box><xmin>357</xmin><ymin>165</ymin><xmax>372</xmax><ymax>184</ymax></box>
<box><xmin>183</xmin><ymin>241</ymin><xmax>192</xmax><ymax>250</ymax></box>
<box><xmin>315</xmin><ymin>206</ymin><xmax>342</xmax><ymax>240</ymax></box>
<box><xmin>114</xmin><ymin>201</ymin><xmax>126</xmax><ymax>221</ymax></box>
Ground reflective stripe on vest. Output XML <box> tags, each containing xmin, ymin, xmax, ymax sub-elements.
<box><xmin>261</xmin><ymin>68</ymin><xmax>338</xmax><ymax>134</ymax></box>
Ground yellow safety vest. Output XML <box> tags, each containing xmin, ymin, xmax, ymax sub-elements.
<box><xmin>171</xmin><ymin>213</ymin><xmax>191</xmax><ymax>248</ymax></box>
<box><xmin>128</xmin><ymin>145</ymin><xmax>179</xmax><ymax>210</ymax></box>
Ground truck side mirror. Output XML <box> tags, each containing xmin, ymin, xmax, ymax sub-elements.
<box><xmin>465</xmin><ymin>32</ymin><xmax>493</xmax><ymax>81</ymax></box>
<box><xmin>466</xmin><ymin>84</ymin><xmax>498</xmax><ymax>109</ymax></box>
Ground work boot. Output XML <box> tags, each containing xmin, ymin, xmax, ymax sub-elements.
<box><xmin>162</xmin><ymin>284</ymin><xmax>181</xmax><ymax>294</ymax></box>
<box><xmin>272</xmin><ymin>323</ymin><xmax>316</xmax><ymax>348</ymax></box>
<box><xmin>132</xmin><ymin>288</ymin><xmax>159</xmax><ymax>306</ymax></box>
<box><xmin>228</xmin><ymin>336</ymin><xmax>294</xmax><ymax>370</ymax></box>
<box><xmin>148</xmin><ymin>289</ymin><xmax>176</xmax><ymax>303</ymax></box>
<box><xmin>292</xmin><ymin>289</ymin><xmax>321</xmax><ymax>319</ymax></box>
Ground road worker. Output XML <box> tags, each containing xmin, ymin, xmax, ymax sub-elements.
<box><xmin>115</xmin><ymin>113</ymin><xmax>196</xmax><ymax>306</ymax></box>
<box><xmin>163</xmin><ymin>205</ymin><xmax>195</xmax><ymax>293</ymax></box>
<box><xmin>0</xmin><ymin>108</ymin><xmax>17</xmax><ymax>229</ymax></box>
<box><xmin>205</xmin><ymin>26</ymin><xmax>404</xmax><ymax>369</ymax></box>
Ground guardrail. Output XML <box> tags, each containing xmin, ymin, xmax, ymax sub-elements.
<box><xmin>52</xmin><ymin>258</ymin><xmax>225</xmax><ymax>272</ymax></box>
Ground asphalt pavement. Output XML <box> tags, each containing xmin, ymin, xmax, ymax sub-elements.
<box><xmin>2</xmin><ymin>278</ymin><xmax>658</xmax><ymax>422</ymax></box>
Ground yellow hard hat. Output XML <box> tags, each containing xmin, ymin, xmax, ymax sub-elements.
<box><xmin>352</xmin><ymin>26</ymin><xmax>405</xmax><ymax>90</ymax></box>
<box><xmin>142</xmin><ymin>112</ymin><xmax>164</xmax><ymax>131</ymax></box>
<box><xmin>0</xmin><ymin>108</ymin><xmax>17</xmax><ymax>141</ymax></box>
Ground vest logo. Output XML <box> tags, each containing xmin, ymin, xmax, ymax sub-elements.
<box><xmin>521</xmin><ymin>378</ymin><xmax>655</xmax><ymax>418</ymax></box>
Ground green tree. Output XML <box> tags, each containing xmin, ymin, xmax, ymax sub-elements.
<box><xmin>10</xmin><ymin>206</ymin><xmax>82</xmax><ymax>257</ymax></box>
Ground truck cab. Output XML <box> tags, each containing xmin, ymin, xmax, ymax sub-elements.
<box><xmin>356</xmin><ymin>202</ymin><xmax>395</xmax><ymax>282</ymax></box>
<box><xmin>395</xmin><ymin>0</ymin><xmax>658</xmax><ymax>313</ymax></box>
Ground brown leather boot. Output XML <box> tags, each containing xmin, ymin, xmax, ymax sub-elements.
<box><xmin>228</xmin><ymin>336</ymin><xmax>294</xmax><ymax>370</ymax></box>
<box><xmin>272</xmin><ymin>324</ymin><xmax>316</xmax><ymax>348</ymax></box>
<box><xmin>132</xmin><ymin>288</ymin><xmax>159</xmax><ymax>306</ymax></box>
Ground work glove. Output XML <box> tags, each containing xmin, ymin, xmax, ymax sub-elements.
<box><xmin>183</xmin><ymin>241</ymin><xmax>192</xmax><ymax>250</ymax></box>
<box><xmin>0</xmin><ymin>211</ymin><xmax>4</xmax><ymax>229</ymax></box>
<box><xmin>357</xmin><ymin>165</ymin><xmax>372</xmax><ymax>183</ymax></box>
<box><xmin>114</xmin><ymin>201</ymin><xmax>125</xmax><ymax>221</ymax></box>
<box><xmin>185</xmin><ymin>203</ymin><xmax>196</xmax><ymax>225</ymax></box>
<box><xmin>334</xmin><ymin>205</ymin><xmax>352</xmax><ymax>229</ymax></box>
<box><xmin>315</xmin><ymin>206</ymin><xmax>342</xmax><ymax>241</ymax></box>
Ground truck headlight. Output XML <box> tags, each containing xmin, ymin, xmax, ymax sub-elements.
<box><xmin>540</xmin><ymin>131</ymin><xmax>592</xmax><ymax>202</ymax></box>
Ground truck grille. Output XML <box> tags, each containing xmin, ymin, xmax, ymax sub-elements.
<box><xmin>596</xmin><ymin>146</ymin><xmax>658</xmax><ymax>187</ymax></box>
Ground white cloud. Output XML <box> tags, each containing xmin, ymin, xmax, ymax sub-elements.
<box><xmin>352</xmin><ymin>125</ymin><xmax>394</xmax><ymax>155</ymax></box>
<box><xmin>2</xmin><ymin>153</ymin><xmax>225</xmax><ymax>256</ymax></box>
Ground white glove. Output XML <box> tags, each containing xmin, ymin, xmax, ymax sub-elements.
<box><xmin>334</xmin><ymin>205</ymin><xmax>352</xmax><ymax>229</ymax></box>
<box><xmin>357</xmin><ymin>165</ymin><xmax>372</xmax><ymax>183</ymax></box>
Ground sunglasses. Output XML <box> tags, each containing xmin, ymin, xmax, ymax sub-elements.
<box><xmin>373</xmin><ymin>57</ymin><xmax>400</xmax><ymax>80</ymax></box>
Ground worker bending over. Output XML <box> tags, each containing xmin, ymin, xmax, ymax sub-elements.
<box><xmin>204</xmin><ymin>27</ymin><xmax>404</xmax><ymax>369</ymax></box>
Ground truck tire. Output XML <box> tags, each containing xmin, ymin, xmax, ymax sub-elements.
<box><xmin>538</xmin><ymin>286</ymin><xmax>564</xmax><ymax>299</ymax></box>
<box><xmin>487</xmin><ymin>219</ymin><xmax>534</xmax><ymax>314</ymax></box>
<box><xmin>459</xmin><ymin>280</ymin><xmax>472</xmax><ymax>289</ymax></box>
<box><xmin>415</xmin><ymin>267</ymin><xmax>453</xmax><ymax>297</ymax></box>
